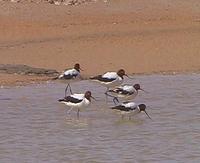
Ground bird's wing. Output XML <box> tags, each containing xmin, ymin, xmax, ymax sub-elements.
<box><xmin>111</xmin><ymin>105</ymin><xmax>131</xmax><ymax>111</ymax></box>
<box><xmin>58</xmin><ymin>95</ymin><xmax>83</xmax><ymax>103</ymax></box>
<box><xmin>54</xmin><ymin>68</ymin><xmax>80</xmax><ymax>80</ymax></box>
<box><xmin>90</xmin><ymin>75</ymin><xmax>116</xmax><ymax>82</ymax></box>
<box><xmin>102</xmin><ymin>72</ymin><xmax>118</xmax><ymax>78</ymax></box>
<box><xmin>122</xmin><ymin>85</ymin><xmax>134</xmax><ymax>92</ymax></box>
<box><xmin>60</xmin><ymin>69</ymin><xmax>79</xmax><ymax>79</ymax></box>
<box><xmin>71</xmin><ymin>94</ymin><xmax>84</xmax><ymax>100</ymax></box>
<box><xmin>122</xmin><ymin>102</ymin><xmax>137</xmax><ymax>110</ymax></box>
<box><xmin>108</xmin><ymin>87</ymin><xmax>132</xmax><ymax>95</ymax></box>
<box><xmin>90</xmin><ymin>72</ymin><xmax>117</xmax><ymax>82</ymax></box>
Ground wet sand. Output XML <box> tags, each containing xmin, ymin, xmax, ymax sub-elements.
<box><xmin>0</xmin><ymin>0</ymin><xmax>200</xmax><ymax>85</ymax></box>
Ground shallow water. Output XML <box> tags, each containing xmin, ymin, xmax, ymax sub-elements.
<box><xmin>1</xmin><ymin>74</ymin><xmax>200</xmax><ymax>162</ymax></box>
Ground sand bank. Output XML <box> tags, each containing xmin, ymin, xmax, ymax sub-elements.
<box><xmin>0</xmin><ymin>0</ymin><xmax>200</xmax><ymax>85</ymax></box>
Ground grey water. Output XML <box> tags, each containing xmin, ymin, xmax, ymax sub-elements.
<box><xmin>0</xmin><ymin>74</ymin><xmax>200</xmax><ymax>163</ymax></box>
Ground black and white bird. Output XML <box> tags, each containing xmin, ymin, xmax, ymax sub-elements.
<box><xmin>58</xmin><ymin>91</ymin><xmax>95</xmax><ymax>118</ymax></box>
<box><xmin>107</xmin><ymin>84</ymin><xmax>146</xmax><ymax>104</ymax></box>
<box><xmin>111</xmin><ymin>102</ymin><xmax>152</xmax><ymax>120</ymax></box>
<box><xmin>90</xmin><ymin>69</ymin><xmax>130</xmax><ymax>94</ymax></box>
<box><xmin>54</xmin><ymin>63</ymin><xmax>82</xmax><ymax>96</ymax></box>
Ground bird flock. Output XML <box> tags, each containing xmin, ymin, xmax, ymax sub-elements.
<box><xmin>56</xmin><ymin>63</ymin><xmax>151</xmax><ymax>120</ymax></box>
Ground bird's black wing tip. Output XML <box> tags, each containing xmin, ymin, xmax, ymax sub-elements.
<box><xmin>58</xmin><ymin>99</ymin><xmax>65</xmax><ymax>102</ymax></box>
<box><xmin>89</xmin><ymin>75</ymin><xmax>102</xmax><ymax>80</ymax></box>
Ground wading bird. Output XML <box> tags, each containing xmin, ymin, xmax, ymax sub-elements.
<box><xmin>90</xmin><ymin>69</ymin><xmax>132</xmax><ymax>95</ymax></box>
<box><xmin>111</xmin><ymin>102</ymin><xmax>152</xmax><ymax>120</ymax></box>
<box><xmin>54</xmin><ymin>63</ymin><xmax>82</xmax><ymax>96</ymax></box>
<box><xmin>107</xmin><ymin>84</ymin><xmax>147</xmax><ymax>104</ymax></box>
<box><xmin>58</xmin><ymin>91</ymin><xmax>95</xmax><ymax>118</ymax></box>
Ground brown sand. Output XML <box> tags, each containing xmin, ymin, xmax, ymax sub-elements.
<box><xmin>0</xmin><ymin>0</ymin><xmax>200</xmax><ymax>85</ymax></box>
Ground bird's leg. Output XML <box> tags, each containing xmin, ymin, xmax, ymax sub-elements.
<box><xmin>113</xmin><ymin>97</ymin><xmax>119</xmax><ymax>105</ymax></box>
<box><xmin>65</xmin><ymin>84</ymin><xmax>73</xmax><ymax>96</ymax></box>
<box><xmin>105</xmin><ymin>89</ymin><xmax>116</xmax><ymax>98</ymax></box>
<box><xmin>77</xmin><ymin>108</ymin><xmax>80</xmax><ymax>119</ymax></box>
<box><xmin>105</xmin><ymin>92</ymin><xmax>113</xmax><ymax>97</ymax></box>
<box><xmin>69</xmin><ymin>84</ymin><xmax>73</xmax><ymax>95</ymax></box>
<box><xmin>105</xmin><ymin>90</ymin><xmax>119</xmax><ymax>104</ymax></box>
<box><xmin>104</xmin><ymin>88</ymin><xmax>109</xmax><ymax>95</ymax></box>
<box><xmin>66</xmin><ymin>107</ymin><xmax>73</xmax><ymax>115</ymax></box>
<box><xmin>65</xmin><ymin>84</ymin><xmax>69</xmax><ymax>97</ymax></box>
<box><xmin>105</xmin><ymin>88</ymin><xmax>109</xmax><ymax>103</ymax></box>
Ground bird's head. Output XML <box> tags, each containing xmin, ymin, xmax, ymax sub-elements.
<box><xmin>74</xmin><ymin>63</ymin><xmax>82</xmax><ymax>72</ymax></box>
<box><xmin>138</xmin><ymin>104</ymin><xmax>152</xmax><ymax>120</ymax></box>
<box><xmin>117</xmin><ymin>69</ymin><xmax>127</xmax><ymax>78</ymax></box>
<box><xmin>84</xmin><ymin>91</ymin><xmax>96</xmax><ymax>101</ymax></box>
<box><xmin>134</xmin><ymin>84</ymin><xmax>147</xmax><ymax>92</ymax></box>
<box><xmin>117</xmin><ymin>69</ymin><xmax>134</xmax><ymax>79</ymax></box>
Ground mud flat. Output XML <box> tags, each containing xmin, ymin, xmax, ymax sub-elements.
<box><xmin>0</xmin><ymin>64</ymin><xmax>58</xmax><ymax>86</ymax></box>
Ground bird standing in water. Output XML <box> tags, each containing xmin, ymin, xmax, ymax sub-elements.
<box><xmin>111</xmin><ymin>102</ymin><xmax>152</xmax><ymax>120</ymax></box>
<box><xmin>58</xmin><ymin>91</ymin><xmax>95</xmax><ymax>118</ymax></box>
<box><xmin>107</xmin><ymin>84</ymin><xmax>147</xmax><ymax>104</ymax></box>
<box><xmin>90</xmin><ymin>69</ymin><xmax>130</xmax><ymax>94</ymax></box>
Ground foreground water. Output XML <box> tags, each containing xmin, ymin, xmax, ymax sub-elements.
<box><xmin>0</xmin><ymin>74</ymin><xmax>200</xmax><ymax>162</ymax></box>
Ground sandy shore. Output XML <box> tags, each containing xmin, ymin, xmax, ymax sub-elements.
<box><xmin>0</xmin><ymin>0</ymin><xmax>200</xmax><ymax>85</ymax></box>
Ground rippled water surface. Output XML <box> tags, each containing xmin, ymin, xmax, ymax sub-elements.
<box><xmin>1</xmin><ymin>74</ymin><xmax>200</xmax><ymax>162</ymax></box>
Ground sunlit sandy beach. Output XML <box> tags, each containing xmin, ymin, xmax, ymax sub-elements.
<box><xmin>0</xmin><ymin>0</ymin><xmax>200</xmax><ymax>85</ymax></box>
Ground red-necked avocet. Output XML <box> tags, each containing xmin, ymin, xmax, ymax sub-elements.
<box><xmin>111</xmin><ymin>102</ymin><xmax>152</xmax><ymax>120</ymax></box>
<box><xmin>90</xmin><ymin>69</ymin><xmax>132</xmax><ymax>94</ymax></box>
<box><xmin>107</xmin><ymin>84</ymin><xmax>147</xmax><ymax>104</ymax></box>
<box><xmin>54</xmin><ymin>63</ymin><xmax>82</xmax><ymax>96</ymax></box>
<box><xmin>58</xmin><ymin>91</ymin><xmax>95</xmax><ymax>118</ymax></box>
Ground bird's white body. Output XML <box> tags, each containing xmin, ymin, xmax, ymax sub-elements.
<box><xmin>115</xmin><ymin>102</ymin><xmax>140</xmax><ymax>116</ymax></box>
<box><xmin>64</xmin><ymin>69</ymin><xmax>79</xmax><ymax>77</ymax></box>
<box><xmin>58</xmin><ymin>68</ymin><xmax>81</xmax><ymax>83</ymax></box>
<box><xmin>59</xmin><ymin>93</ymin><xmax>90</xmax><ymax>108</ymax></box>
<box><xmin>91</xmin><ymin>72</ymin><xmax>123</xmax><ymax>88</ymax></box>
<box><xmin>59</xmin><ymin>90</ymin><xmax>94</xmax><ymax>118</ymax></box>
<box><xmin>55</xmin><ymin>63</ymin><xmax>82</xmax><ymax>96</ymax></box>
<box><xmin>102</xmin><ymin>72</ymin><xmax>118</xmax><ymax>78</ymax></box>
<box><xmin>108</xmin><ymin>85</ymin><xmax>138</xmax><ymax>100</ymax></box>
<box><xmin>112</xmin><ymin>102</ymin><xmax>151</xmax><ymax>120</ymax></box>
